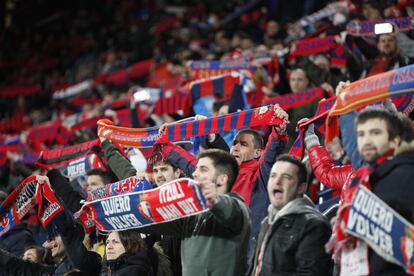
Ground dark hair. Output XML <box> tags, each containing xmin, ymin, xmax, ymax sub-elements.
<box><xmin>23</xmin><ymin>245</ymin><xmax>54</xmax><ymax>265</ymax></box>
<box><xmin>117</xmin><ymin>229</ymin><xmax>147</xmax><ymax>255</ymax></box>
<box><xmin>151</xmin><ymin>159</ymin><xmax>178</xmax><ymax>170</ymax></box>
<box><xmin>355</xmin><ymin>106</ymin><xmax>405</xmax><ymax>141</ymax></box>
<box><xmin>198</xmin><ymin>149</ymin><xmax>239</xmax><ymax>190</ymax></box>
<box><xmin>86</xmin><ymin>168</ymin><xmax>114</xmax><ymax>184</ymax></box>
<box><xmin>276</xmin><ymin>154</ymin><xmax>308</xmax><ymax>184</ymax></box>
<box><xmin>237</xmin><ymin>129</ymin><xmax>264</xmax><ymax>149</ymax></box>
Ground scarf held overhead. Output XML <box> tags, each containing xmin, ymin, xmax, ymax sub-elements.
<box><xmin>347</xmin><ymin>17</ymin><xmax>414</xmax><ymax>37</ymax></box>
<box><xmin>82</xmin><ymin>178</ymin><xmax>208</xmax><ymax>232</ymax></box>
<box><xmin>160</xmin><ymin>105</ymin><xmax>283</xmax><ymax>143</ymax></box>
<box><xmin>0</xmin><ymin>176</ymin><xmax>65</xmax><ymax>237</ymax></box>
<box><xmin>36</xmin><ymin>139</ymin><xmax>101</xmax><ymax>169</ymax></box>
<box><xmin>326</xmin><ymin>64</ymin><xmax>414</xmax><ymax>143</ymax></box>
<box><xmin>263</xmin><ymin>87</ymin><xmax>329</xmax><ymax>111</ymax></box>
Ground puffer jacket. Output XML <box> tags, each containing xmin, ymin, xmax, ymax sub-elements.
<box><xmin>308</xmin><ymin>145</ymin><xmax>355</xmax><ymax>201</ymax></box>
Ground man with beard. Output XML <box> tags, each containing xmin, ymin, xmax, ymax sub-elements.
<box><xmin>304</xmin><ymin>105</ymin><xmax>414</xmax><ymax>275</ymax></box>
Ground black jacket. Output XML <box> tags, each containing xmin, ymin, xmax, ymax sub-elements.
<box><xmin>248</xmin><ymin>197</ymin><xmax>332</xmax><ymax>276</ymax></box>
<box><xmin>0</xmin><ymin>222</ymin><xmax>35</xmax><ymax>257</ymax></box>
<box><xmin>369</xmin><ymin>144</ymin><xmax>414</xmax><ymax>276</ymax></box>
<box><xmin>102</xmin><ymin>252</ymin><xmax>153</xmax><ymax>276</ymax></box>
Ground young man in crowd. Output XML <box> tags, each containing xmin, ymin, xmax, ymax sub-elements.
<box><xmin>139</xmin><ymin>149</ymin><xmax>251</xmax><ymax>276</ymax></box>
<box><xmin>304</xmin><ymin>105</ymin><xmax>414</xmax><ymax>275</ymax></box>
<box><xmin>248</xmin><ymin>154</ymin><xmax>332</xmax><ymax>276</ymax></box>
<box><xmin>150</xmin><ymin>105</ymin><xmax>289</xmax><ymax>252</ymax></box>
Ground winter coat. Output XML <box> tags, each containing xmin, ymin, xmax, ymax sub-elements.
<box><xmin>0</xmin><ymin>222</ymin><xmax>101</xmax><ymax>276</ymax></box>
<box><xmin>0</xmin><ymin>222</ymin><xmax>35</xmax><ymax>257</ymax></box>
<box><xmin>369</xmin><ymin>141</ymin><xmax>414</xmax><ymax>276</ymax></box>
<box><xmin>248</xmin><ymin>197</ymin><xmax>332</xmax><ymax>276</ymax></box>
<box><xmin>102</xmin><ymin>252</ymin><xmax>153</xmax><ymax>276</ymax></box>
<box><xmin>308</xmin><ymin>145</ymin><xmax>354</xmax><ymax>201</ymax></box>
<box><xmin>139</xmin><ymin>193</ymin><xmax>251</xmax><ymax>276</ymax></box>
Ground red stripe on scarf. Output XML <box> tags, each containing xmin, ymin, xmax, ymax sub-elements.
<box><xmin>36</xmin><ymin>139</ymin><xmax>100</xmax><ymax>169</ymax></box>
<box><xmin>290</xmin><ymin>36</ymin><xmax>336</xmax><ymax>57</ymax></box>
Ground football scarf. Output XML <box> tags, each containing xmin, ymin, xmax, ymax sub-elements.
<box><xmin>188</xmin><ymin>59</ymin><xmax>256</xmax><ymax>79</ymax></box>
<box><xmin>98</xmin><ymin>105</ymin><xmax>282</xmax><ymax>146</ymax></box>
<box><xmin>345</xmin><ymin>185</ymin><xmax>414</xmax><ymax>275</ymax></box>
<box><xmin>62</xmin><ymin>153</ymin><xmax>105</xmax><ymax>178</ymax></box>
<box><xmin>36</xmin><ymin>139</ymin><xmax>101</xmax><ymax>169</ymax></box>
<box><xmin>288</xmin><ymin>97</ymin><xmax>336</xmax><ymax>159</ymax></box>
<box><xmin>289</xmin><ymin>36</ymin><xmax>337</xmax><ymax>57</ymax></box>
<box><xmin>326</xmin><ymin>64</ymin><xmax>414</xmax><ymax>143</ymax></box>
<box><xmin>158</xmin><ymin>105</ymin><xmax>283</xmax><ymax>143</ymax></box>
<box><xmin>82</xmin><ymin>178</ymin><xmax>208</xmax><ymax>232</ymax></box>
<box><xmin>346</xmin><ymin>17</ymin><xmax>414</xmax><ymax>37</ymax></box>
<box><xmin>298</xmin><ymin>1</ymin><xmax>349</xmax><ymax>27</ymax></box>
<box><xmin>0</xmin><ymin>176</ymin><xmax>39</xmax><ymax>236</ymax></box>
<box><xmin>263</xmin><ymin>87</ymin><xmax>329</xmax><ymax>110</ymax></box>
<box><xmin>0</xmin><ymin>176</ymin><xmax>65</xmax><ymax>236</ymax></box>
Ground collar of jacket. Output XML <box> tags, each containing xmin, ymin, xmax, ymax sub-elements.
<box><xmin>267</xmin><ymin>195</ymin><xmax>315</xmax><ymax>225</ymax></box>
<box><xmin>239</xmin><ymin>159</ymin><xmax>258</xmax><ymax>169</ymax></box>
<box><xmin>106</xmin><ymin>251</ymin><xmax>149</xmax><ymax>272</ymax></box>
<box><xmin>372</xmin><ymin>140</ymin><xmax>414</xmax><ymax>180</ymax></box>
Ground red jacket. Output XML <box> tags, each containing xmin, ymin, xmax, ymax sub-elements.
<box><xmin>308</xmin><ymin>145</ymin><xmax>354</xmax><ymax>201</ymax></box>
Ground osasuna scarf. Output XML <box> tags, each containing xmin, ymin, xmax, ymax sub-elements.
<box><xmin>82</xmin><ymin>178</ymin><xmax>208</xmax><ymax>232</ymax></box>
<box><xmin>188</xmin><ymin>59</ymin><xmax>256</xmax><ymax>80</ymax></box>
<box><xmin>36</xmin><ymin>139</ymin><xmax>101</xmax><ymax>169</ymax></box>
<box><xmin>97</xmin><ymin>119</ymin><xmax>196</xmax><ymax>152</ymax></box>
<box><xmin>289</xmin><ymin>97</ymin><xmax>336</xmax><ymax>159</ymax></box>
<box><xmin>153</xmin><ymin>90</ymin><xmax>189</xmax><ymax>116</ymax></box>
<box><xmin>327</xmin><ymin>153</ymin><xmax>392</xmax><ymax>261</ymax></box>
<box><xmin>347</xmin><ymin>17</ymin><xmax>414</xmax><ymax>37</ymax></box>
<box><xmin>329</xmin><ymin>45</ymin><xmax>348</xmax><ymax>70</ymax></box>
<box><xmin>345</xmin><ymin>185</ymin><xmax>414</xmax><ymax>275</ymax></box>
<box><xmin>76</xmin><ymin>177</ymin><xmax>152</xmax><ymax>233</ymax></box>
<box><xmin>326</xmin><ymin>64</ymin><xmax>414</xmax><ymax>143</ymax></box>
<box><xmin>0</xmin><ymin>176</ymin><xmax>65</xmax><ymax>236</ymax></box>
<box><xmin>27</xmin><ymin>119</ymin><xmax>70</xmax><ymax>146</ymax></box>
<box><xmin>263</xmin><ymin>87</ymin><xmax>329</xmax><ymax>110</ymax></box>
<box><xmin>158</xmin><ymin>105</ymin><xmax>283</xmax><ymax>143</ymax></box>
<box><xmin>87</xmin><ymin>176</ymin><xmax>153</xmax><ymax>201</ymax></box>
<box><xmin>53</xmin><ymin>80</ymin><xmax>93</xmax><ymax>100</ymax></box>
<box><xmin>0</xmin><ymin>176</ymin><xmax>39</xmax><ymax>236</ymax></box>
<box><xmin>298</xmin><ymin>1</ymin><xmax>349</xmax><ymax>27</ymax></box>
<box><xmin>62</xmin><ymin>153</ymin><xmax>105</xmax><ymax>178</ymax></box>
<box><xmin>189</xmin><ymin>73</ymin><xmax>242</xmax><ymax>102</ymax></box>
<box><xmin>35</xmin><ymin>177</ymin><xmax>65</xmax><ymax>231</ymax></box>
<box><xmin>289</xmin><ymin>36</ymin><xmax>336</xmax><ymax>57</ymax></box>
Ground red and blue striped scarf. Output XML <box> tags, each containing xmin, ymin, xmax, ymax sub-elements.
<box><xmin>326</xmin><ymin>64</ymin><xmax>414</xmax><ymax>143</ymax></box>
<box><xmin>347</xmin><ymin>17</ymin><xmax>413</xmax><ymax>37</ymax></box>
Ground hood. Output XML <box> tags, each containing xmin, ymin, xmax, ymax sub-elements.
<box><xmin>394</xmin><ymin>140</ymin><xmax>414</xmax><ymax>156</ymax></box>
<box><xmin>374</xmin><ymin>140</ymin><xmax>414</xmax><ymax>180</ymax></box>
<box><xmin>267</xmin><ymin>195</ymin><xmax>315</xmax><ymax>224</ymax></box>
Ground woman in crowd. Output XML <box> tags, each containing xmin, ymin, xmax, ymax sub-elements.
<box><xmin>102</xmin><ymin>229</ymin><xmax>154</xmax><ymax>276</ymax></box>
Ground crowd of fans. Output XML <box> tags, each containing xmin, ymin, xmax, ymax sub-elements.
<box><xmin>1</xmin><ymin>0</ymin><xmax>414</xmax><ymax>275</ymax></box>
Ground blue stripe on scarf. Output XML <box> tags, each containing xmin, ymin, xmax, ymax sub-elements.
<box><xmin>217</xmin><ymin>116</ymin><xmax>225</xmax><ymax>133</ymax></box>
<box><xmin>230</xmin><ymin>113</ymin><xmax>239</xmax><ymax>129</ymax></box>
<box><xmin>243</xmin><ymin>109</ymin><xmax>253</xmax><ymax>127</ymax></box>
<box><xmin>213</xmin><ymin>77</ymin><xmax>224</xmax><ymax>97</ymax></box>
